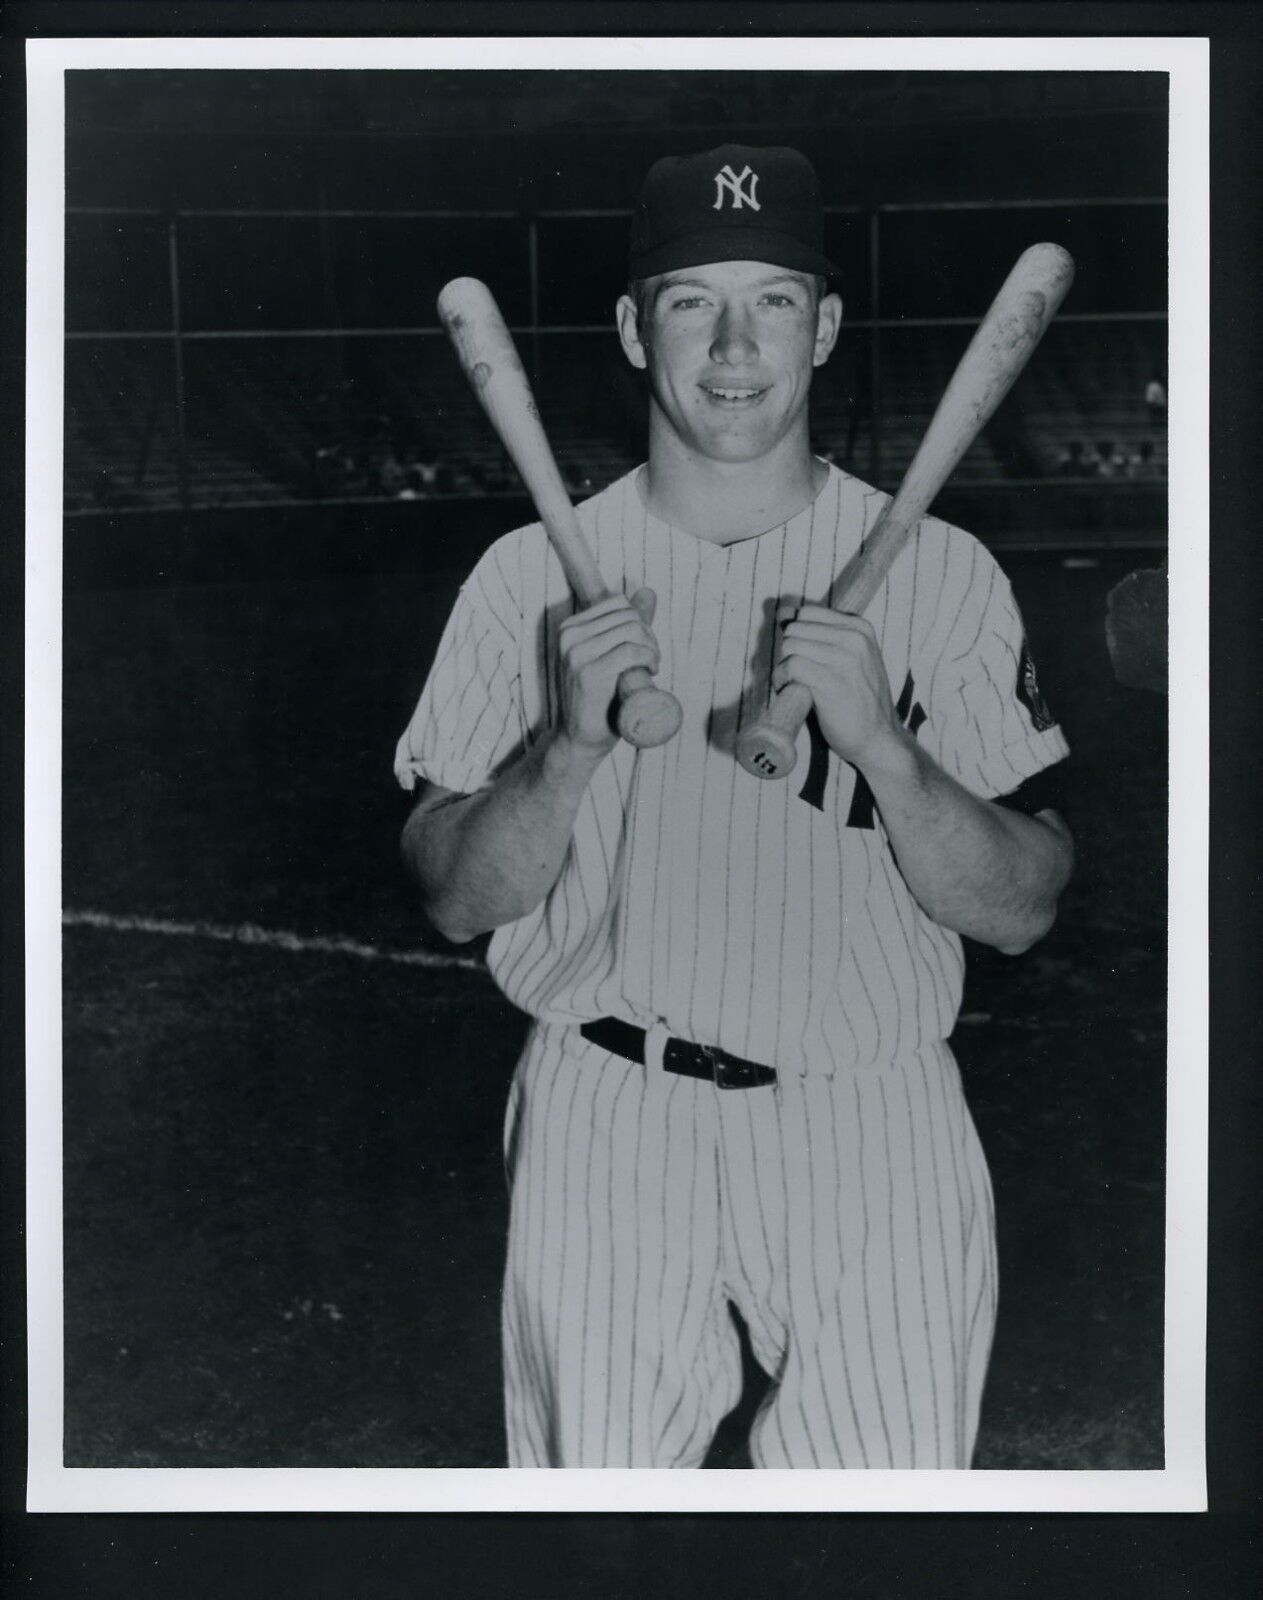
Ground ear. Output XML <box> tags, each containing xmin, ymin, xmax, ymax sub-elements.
<box><xmin>616</xmin><ymin>293</ymin><xmax>649</xmax><ymax>371</ymax></box>
<box><xmin>812</xmin><ymin>292</ymin><xmax>843</xmax><ymax>368</ymax></box>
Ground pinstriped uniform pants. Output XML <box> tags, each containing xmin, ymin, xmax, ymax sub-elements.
<box><xmin>501</xmin><ymin>1023</ymin><xmax>998</xmax><ymax>1468</ymax></box>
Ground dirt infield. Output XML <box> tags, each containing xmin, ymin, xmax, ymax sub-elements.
<box><xmin>59</xmin><ymin>547</ymin><xmax>1166</xmax><ymax>1469</ymax></box>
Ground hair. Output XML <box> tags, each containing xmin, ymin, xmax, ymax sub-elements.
<box><xmin>628</xmin><ymin>278</ymin><xmax>653</xmax><ymax>335</ymax></box>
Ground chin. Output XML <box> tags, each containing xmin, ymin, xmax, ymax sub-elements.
<box><xmin>699</xmin><ymin>428</ymin><xmax>787</xmax><ymax>464</ymax></box>
<box><xmin>708</xmin><ymin>441</ymin><xmax>776</xmax><ymax>465</ymax></box>
<box><xmin>684</xmin><ymin>398</ymin><xmax>809</xmax><ymax>464</ymax></box>
<box><xmin>684</xmin><ymin>409</ymin><xmax>776</xmax><ymax>451</ymax></box>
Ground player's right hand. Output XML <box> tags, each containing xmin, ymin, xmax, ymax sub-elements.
<box><xmin>557</xmin><ymin>588</ymin><xmax>661</xmax><ymax>753</ymax></box>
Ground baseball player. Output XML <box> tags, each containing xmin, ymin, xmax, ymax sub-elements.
<box><xmin>396</xmin><ymin>145</ymin><xmax>1073</xmax><ymax>1468</ymax></box>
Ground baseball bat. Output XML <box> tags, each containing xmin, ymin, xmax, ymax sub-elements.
<box><xmin>735</xmin><ymin>241</ymin><xmax>1076</xmax><ymax>781</ymax></box>
<box><xmin>436</xmin><ymin>277</ymin><xmax>682</xmax><ymax>750</ymax></box>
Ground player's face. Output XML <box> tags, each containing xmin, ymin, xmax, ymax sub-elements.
<box><xmin>617</xmin><ymin>260</ymin><xmax>842</xmax><ymax>467</ymax></box>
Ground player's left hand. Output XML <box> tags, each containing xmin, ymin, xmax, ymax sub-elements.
<box><xmin>772</xmin><ymin>603</ymin><xmax>903</xmax><ymax>768</ymax></box>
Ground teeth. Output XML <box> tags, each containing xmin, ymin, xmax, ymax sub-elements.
<box><xmin>706</xmin><ymin>386</ymin><xmax>761</xmax><ymax>399</ymax></box>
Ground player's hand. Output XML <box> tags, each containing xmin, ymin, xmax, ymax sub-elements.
<box><xmin>557</xmin><ymin>588</ymin><xmax>661</xmax><ymax>755</ymax></box>
<box><xmin>772</xmin><ymin>603</ymin><xmax>903</xmax><ymax>768</ymax></box>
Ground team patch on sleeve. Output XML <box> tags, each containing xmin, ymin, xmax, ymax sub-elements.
<box><xmin>1016</xmin><ymin>640</ymin><xmax>1056</xmax><ymax>732</ymax></box>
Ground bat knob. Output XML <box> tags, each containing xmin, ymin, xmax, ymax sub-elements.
<box><xmin>735</xmin><ymin>723</ymin><xmax>800</xmax><ymax>781</ymax></box>
<box><xmin>616</xmin><ymin>686</ymin><xmax>683</xmax><ymax>749</ymax></box>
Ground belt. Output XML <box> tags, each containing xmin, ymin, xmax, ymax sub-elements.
<box><xmin>579</xmin><ymin>1016</ymin><xmax>777</xmax><ymax>1090</ymax></box>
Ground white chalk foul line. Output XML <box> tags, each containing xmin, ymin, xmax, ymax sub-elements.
<box><xmin>61</xmin><ymin>909</ymin><xmax>486</xmax><ymax>972</ymax></box>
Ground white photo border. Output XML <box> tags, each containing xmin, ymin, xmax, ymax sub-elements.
<box><xmin>25</xmin><ymin>33</ymin><xmax>1209</xmax><ymax>1514</ymax></box>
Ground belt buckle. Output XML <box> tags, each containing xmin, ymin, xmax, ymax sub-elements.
<box><xmin>704</xmin><ymin>1043</ymin><xmax>748</xmax><ymax>1091</ymax></box>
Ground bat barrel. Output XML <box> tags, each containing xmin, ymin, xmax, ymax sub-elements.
<box><xmin>734</xmin><ymin>241</ymin><xmax>1074</xmax><ymax>782</ymax></box>
<box><xmin>438</xmin><ymin>275</ymin><xmax>683</xmax><ymax>749</ymax></box>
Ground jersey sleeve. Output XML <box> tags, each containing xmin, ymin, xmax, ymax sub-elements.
<box><xmin>922</xmin><ymin>540</ymin><xmax>1070</xmax><ymax>801</ymax></box>
<box><xmin>393</xmin><ymin>542</ymin><xmax>526</xmax><ymax>795</ymax></box>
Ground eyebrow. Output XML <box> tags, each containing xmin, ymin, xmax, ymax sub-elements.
<box><xmin>653</xmin><ymin>272</ymin><xmax>811</xmax><ymax>302</ymax></box>
<box><xmin>653</xmin><ymin>277</ymin><xmax>710</xmax><ymax>300</ymax></box>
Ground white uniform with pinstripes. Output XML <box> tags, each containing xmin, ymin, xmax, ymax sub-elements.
<box><xmin>396</xmin><ymin>463</ymin><xmax>1069</xmax><ymax>1467</ymax></box>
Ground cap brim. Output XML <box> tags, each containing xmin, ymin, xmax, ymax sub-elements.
<box><xmin>630</xmin><ymin>226</ymin><xmax>840</xmax><ymax>285</ymax></box>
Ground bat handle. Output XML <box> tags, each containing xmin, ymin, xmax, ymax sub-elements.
<box><xmin>735</xmin><ymin>682</ymin><xmax>812</xmax><ymax>780</ymax></box>
<box><xmin>616</xmin><ymin>669</ymin><xmax>684</xmax><ymax>748</ymax></box>
<box><xmin>553</xmin><ymin>559</ymin><xmax>682</xmax><ymax>748</ymax></box>
<box><xmin>733</xmin><ymin>539</ymin><xmax>899</xmax><ymax>779</ymax></box>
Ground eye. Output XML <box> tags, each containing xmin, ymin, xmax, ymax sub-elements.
<box><xmin>760</xmin><ymin>292</ymin><xmax>798</xmax><ymax>308</ymax></box>
<box><xmin>668</xmin><ymin>294</ymin><xmax>709</xmax><ymax>311</ymax></box>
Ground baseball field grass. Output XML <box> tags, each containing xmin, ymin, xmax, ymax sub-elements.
<box><xmin>58</xmin><ymin>545</ymin><xmax>1167</xmax><ymax>1469</ymax></box>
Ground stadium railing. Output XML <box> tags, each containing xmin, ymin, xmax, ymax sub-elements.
<box><xmin>63</xmin><ymin>198</ymin><xmax>1168</xmax><ymax>551</ymax></box>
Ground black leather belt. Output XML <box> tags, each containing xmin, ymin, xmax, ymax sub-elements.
<box><xmin>579</xmin><ymin>1017</ymin><xmax>777</xmax><ymax>1090</ymax></box>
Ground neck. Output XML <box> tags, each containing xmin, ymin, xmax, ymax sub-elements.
<box><xmin>640</xmin><ymin>420</ymin><xmax>827</xmax><ymax>544</ymax></box>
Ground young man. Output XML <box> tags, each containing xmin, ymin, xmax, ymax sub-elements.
<box><xmin>395</xmin><ymin>145</ymin><xmax>1073</xmax><ymax>1468</ymax></box>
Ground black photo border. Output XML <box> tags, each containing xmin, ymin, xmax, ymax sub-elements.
<box><xmin>3</xmin><ymin>2</ymin><xmax>1259</xmax><ymax>1594</ymax></box>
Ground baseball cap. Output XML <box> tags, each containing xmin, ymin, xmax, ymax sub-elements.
<box><xmin>628</xmin><ymin>143</ymin><xmax>839</xmax><ymax>284</ymax></box>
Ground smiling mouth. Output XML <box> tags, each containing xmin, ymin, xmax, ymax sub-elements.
<box><xmin>700</xmin><ymin>384</ymin><xmax>768</xmax><ymax>404</ymax></box>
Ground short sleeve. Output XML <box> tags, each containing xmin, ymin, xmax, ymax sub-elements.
<box><xmin>923</xmin><ymin>543</ymin><xmax>1070</xmax><ymax>800</ymax></box>
<box><xmin>393</xmin><ymin>544</ymin><xmax>525</xmax><ymax>794</ymax></box>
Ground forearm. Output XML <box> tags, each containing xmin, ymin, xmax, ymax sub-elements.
<box><xmin>860</xmin><ymin>730</ymin><xmax>1073</xmax><ymax>955</ymax></box>
<box><xmin>401</xmin><ymin>730</ymin><xmax>605</xmax><ymax>943</ymax></box>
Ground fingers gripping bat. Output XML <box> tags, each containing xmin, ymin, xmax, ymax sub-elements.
<box><xmin>735</xmin><ymin>242</ymin><xmax>1076</xmax><ymax>781</ymax></box>
<box><xmin>437</xmin><ymin>277</ymin><xmax>683</xmax><ymax>750</ymax></box>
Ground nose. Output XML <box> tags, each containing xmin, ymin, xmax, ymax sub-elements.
<box><xmin>709</xmin><ymin>302</ymin><xmax>758</xmax><ymax>365</ymax></box>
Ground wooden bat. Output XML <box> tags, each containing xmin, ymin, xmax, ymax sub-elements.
<box><xmin>735</xmin><ymin>241</ymin><xmax>1076</xmax><ymax>781</ymax></box>
<box><xmin>436</xmin><ymin>277</ymin><xmax>682</xmax><ymax>750</ymax></box>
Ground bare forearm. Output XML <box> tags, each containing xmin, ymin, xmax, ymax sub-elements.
<box><xmin>401</xmin><ymin>731</ymin><xmax>605</xmax><ymax>943</ymax></box>
<box><xmin>861</xmin><ymin>730</ymin><xmax>1073</xmax><ymax>954</ymax></box>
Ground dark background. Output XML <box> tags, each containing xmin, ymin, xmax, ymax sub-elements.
<box><xmin>61</xmin><ymin>63</ymin><xmax>1168</xmax><ymax>584</ymax></box>
<box><xmin>6</xmin><ymin>2</ymin><xmax>1261</xmax><ymax>1598</ymax></box>
<box><xmin>55</xmin><ymin>62</ymin><xmax>1171</xmax><ymax>1478</ymax></box>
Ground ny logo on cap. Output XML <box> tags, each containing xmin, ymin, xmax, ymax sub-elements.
<box><xmin>713</xmin><ymin>164</ymin><xmax>761</xmax><ymax>211</ymax></box>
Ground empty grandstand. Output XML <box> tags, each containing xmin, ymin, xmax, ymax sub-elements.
<box><xmin>63</xmin><ymin>70</ymin><xmax>1169</xmax><ymax>563</ymax></box>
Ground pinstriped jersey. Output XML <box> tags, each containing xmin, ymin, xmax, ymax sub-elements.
<box><xmin>395</xmin><ymin>464</ymin><xmax>1069</xmax><ymax>1075</ymax></box>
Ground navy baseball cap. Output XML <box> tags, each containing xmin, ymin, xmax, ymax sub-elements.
<box><xmin>629</xmin><ymin>143</ymin><xmax>839</xmax><ymax>284</ymax></box>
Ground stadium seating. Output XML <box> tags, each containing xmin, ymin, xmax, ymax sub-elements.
<box><xmin>64</xmin><ymin>320</ymin><xmax>1166</xmax><ymax>514</ymax></box>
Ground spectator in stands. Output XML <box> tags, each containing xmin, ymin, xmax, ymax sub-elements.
<box><xmin>311</xmin><ymin>447</ymin><xmax>335</xmax><ymax>498</ymax></box>
<box><xmin>351</xmin><ymin>411</ymin><xmax>392</xmax><ymax>496</ymax></box>
<box><xmin>395</xmin><ymin>430</ymin><xmax>446</xmax><ymax>497</ymax></box>
<box><xmin>392</xmin><ymin>442</ymin><xmax>419</xmax><ymax>499</ymax></box>
<box><xmin>1094</xmin><ymin>439</ymin><xmax>1128</xmax><ymax>480</ymax></box>
<box><xmin>312</xmin><ymin>440</ymin><xmax>357</xmax><ymax>499</ymax></box>
<box><xmin>1144</xmin><ymin>374</ymin><xmax>1167</xmax><ymax>432</ymax></box>
<box><xmin>416</xmin><ymin>455</ymin><xmax>455</xmax><ymax>496</ymax></box>
<box><xmin>378</xmin><ymin>444</ymin><xmax>409</xmax><ymax>498</ymax></box>
<box><xmin>986</xmin><ymin>398</ymin><xmax>1043</xmax><ymax>479</ymax></box>
<box><xmin>316</xmin><ymin>444</ymin><xmax>341</xmax><ymax>493</ymax></box>
<box><xmin>458</xmin><ymin>461</ymin><xmax>488</xmax><ymax>496</ymax></box>
<box><xmin>1127</xmin><ymin>439</ymin><xmax>1160</xmax><ymax>480</ymax></box>
<box><xmin>563</xmin><ymin>460</ymin><xmax>595</xmax><ymax>497</ymax></box>
<box><xmin>1053</xmin><ymin>439</ymin><xmax>1086</xmax><ymax>478</ymax></box>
